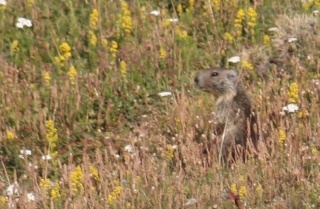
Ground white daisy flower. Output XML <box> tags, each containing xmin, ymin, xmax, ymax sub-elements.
<box><xmin>282</xmin><ymin>103</ymin><xmax>299</xmax><ymax>113</ymax></box>
<box><xmin>227</xmin><ymin>56</ymin><xmax>241</xmax><ymax>63</ymax></box>
<box><xmin>41</xmin><ymin>154</ymin><xmax>52</xmax><ymax>160</ymax></box>
<box><xmin>168</xmin><ymin>18</ymin><xmax>178</xmax><ymax>23</ymax></box>
<box><xmin>124</xmin><ymin>144</ymin><xmax>134</xmax><ymax>153</ymax></box>
<box><xmin>268</xmin><ymin>27</ymin><xmax>279</xmax><ymax>32</ymax></box>
<box><xmin>150</xmin><ymin>10</ymin><xmax>160</xmax><ymax>16</ymax></box>
<box><xmin>288</xmin><ymin>37</ymin><xmax>298</xmax><ymax>43</ymax></box>
<box><xmin>0</xmin><ymin>0</ymin><xmax>7</xmax><ymax>5</ymax></box>
<box><xmin>6</xmin><ymin>183</ymin><xmax>19</xmax><ymax>196</ymax></box>
<box><xmin>158</xmin><ymin>91</ymin><xmax>172</xmax><ymax>97</ymax></box>
<box><xmin>16</xmin><ymin>17</ymin><xmax>32</xmax><ymax>28</ymax></box>
<box><xmin>27</xmin><ymin>192</ymin><xmax>35</xmax><ymax>202</ymax></box>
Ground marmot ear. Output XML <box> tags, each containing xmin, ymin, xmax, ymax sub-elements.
<box><xmin>227</xmin><ymin>70</ymin><xmax>238</xmax><ymax>82</ymax></box>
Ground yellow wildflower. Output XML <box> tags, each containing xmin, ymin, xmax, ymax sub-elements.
<box><xmin>212</xmin><ymin>0</ymin><xmax>221</xmax><ymax>12</ymax></box>
<box><xmin>46</xmin><ymin>120</ymin><xmax>58</xmax><ymax>150</ymax></box>
<box><xmin>10</xmin><ymin>40</ymin><xmax>20</xmax><ymax>55</ymax></box>
<box><xmin>40</xmin><ymin>178</ymin><xmax>51</xmax><ymax>191</ymax></box>
<box><xmin>120</xmin><ymin>60</ymin><xmax>127</xmax><ymax>80</ymax></box>
<box><xmin>224</xmin><ymin>32</ymin><xmax>233</xmax><ymax>44</ymax></box>
<box><xmin>188</xmin><ymin>0</ymin><xmax>195</xmax><ymax>12</ymax></box>
<box><xmin>278</xmin><ymin>129</ymin><xmax>286</xmax><ymax>145</ymax></box>
<box><xmin>89</xmin><ymin>9</ymin><xmax>99</xmax><ymax>30</ymax></box>
<box><xmin>70</xmin><ymin>166</ymin><xmax>84</xmax><ymax>193</ymax></box>
<box><xmin>88</xmin><ymin>31</ymin><xmax>97</xmax><ymax>46</ymax></box>
<box><xmin>109</xmin><ymin>40</ymin><xmax>118</xmax><ymax>57</ymax></box>
<box><xmin>159</xmin><ymin>47</ymin><xmax>167</xmax><ymax>59</ymax></box>
<box><xmin>256</xmin><ymin>183</ymin><xmax>263</xmax><ymax>197</ymax></box>
<box><xmin>162</xmin><ymin>19</ymin><xmax>171</xmax><ymax>27</ymax></box>
<box><xmin>263</xmin><ymin>34</ymin><xmax>271</xmax><ymax>46</ymax></box>
<box><xmin>119</xmin><ymin>1</ymin><xmax>133</xmax><ymax>35</ymax></box>
<box><xmin>43</xmin><ymin>72</ymin><xmax>51</xmax><ymax>85</ymax></box>
<box><xmin>50</xmin><ymin>182</ymin><xmax>61</xmax><ymax>200</ymax></box>
<box><xmin>177</xmin><ymin>3</ymin><xmax>183</xmax><ymax>15</ymax></box>
<box><xmin>54</xmin><ymin>56</ymin><xmax>66</xmax><ymax>67</ymax></box>
<box><xmin>230</xmin><ymin>183</ymin><xmax>237</xmax><ymax>194</ymax></box>
<box><xmin>179</xmin><ymin>30</ymin><xmax>188</xmax><ymax>39</ymax></box>
<box><xmin>101</xmin><ymin>38</ymin><xmax>108</xmax><ymax>49</ymax></box>
<box><xmin>68</xmin><ymin>66</ymin><xmax>77</xmax><ymax>85</ymax></box>
<box><xmin>241</xmin><ymin>61</ymin><xmax>254</xmax><ymax>72</ymax></box>
<box><xmin>6</xmin><ymin>130</ymin><xmax>14</xmax><ymax>140</ymax></box>
<box><xmin>126</xmin><ymin>202</ymin><xmax>132</xmax><ymax>209</ymax></box>
<box><xmin>288</xmin><ymin>82</ymin><xmax>299</xmax><ymax>103</ymax></box>
<box><xmin>27</xmin><ymin>0</ymin><xmax>35</xmax><ymax>7</ymax></box>
<box><xmin>0</xmin><ymin>196</ymin><xmax>7</xmax><ymax>207</ymax></box>
<box><xmin>166</xmin><ymin>145</ymin><xmax>175</xmax><ymax>161</ymax></box>
<box><xmin>59</xmin><ymin>42</ymin><xmax>71</xmax><ymax>54</ymax></box>
<box><xmin>239</xmin><ymin>186</ymin><xmax>247</xmax><ymax>199</ymax></box>
<box><xmin>89</xmin><ymin>165</ymin><xmax>100</xmax><ymax>181</ymax></box>
<box><xmin>107</xmin><ymin>184</ymin><xmax>122</xmax><ymax>205</ymax></box>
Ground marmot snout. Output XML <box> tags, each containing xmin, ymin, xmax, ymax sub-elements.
<box><xmin>195</xmin><ymin>67</ymin><xmax>258</xmax><ymax>163</ymax></box>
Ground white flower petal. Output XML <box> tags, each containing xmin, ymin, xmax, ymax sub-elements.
<box><xmin>41</xmin><ymin>155</ymin><xmax>52</xmax><ymax>160</ymax></box>
<box><xmin>27</xmin><ymin>192</ymin><xmax>35</xmax><ymax>202</ymax></box>
<box><xmin>158</xmin><ymin>91</ymin><xmax>172</xmax><ymax>97</ymax></box>
<box><xmin>20</xmin><ymin>149</ymin><xmax>32</xmax><ymax>155</ymax></box>
<box><xmin>0</xmin><ymin>0</ymin><xmax>7</xmax><ymax>5</ymax></box>
<box><xmin>150</xmin><ymin>10</ymin><xmax>160</xmax><ymax>16</ymax></box>
<box><xmin>268</xmin><ymin>27</ymin><xmax>279</xmax><ymax>32</ymax></box>
<box><xmin>168</xmin><ymin>18</ymin><xmax>178</xmax><ymax>22</ymax></box>
<box><xmin>282</xmin><ymin>103</ymin><xmax>299</xmax><ymax>113</ymax></box>
<box><xmin>288</xmin><ymin>37</ymin><xmax>298</xmax><ymax>43</ymax></box>
<box><xmin>6</xmin><ymin>183</ymin><xmax>19</xmax><ymax>196</ymax></box>
<box><xmin>16</xmin><ymin>22</ymin><xmax>24</xmax><ymax>28</ymax></box>
<box><xmin>227</xmin><ymin>56</ymin><xmax>241</xmax><ymax>63</ymax></box>
<box><xmin>124</xmin><ymin>144</ymin><xmax>133</xmax><ymax>153</ymax></box>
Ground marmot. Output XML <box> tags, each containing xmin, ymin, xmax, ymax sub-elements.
<box><xmin>195</xmin><ymin>67</ymin><xmax>258</xmax><ymax>163</ymax></box>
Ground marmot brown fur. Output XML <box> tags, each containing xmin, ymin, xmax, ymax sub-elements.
<box><xmin>195</xmin><ymin>67</ymin><xmax>258</xmax><ymax>163</ymax></box>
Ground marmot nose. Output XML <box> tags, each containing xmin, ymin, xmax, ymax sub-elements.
<box><xmin>194</xmin><ymin>76</ymin><xmax>199</xmax><ymax>84</ymax></box>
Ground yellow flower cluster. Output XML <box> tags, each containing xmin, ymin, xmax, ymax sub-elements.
<box><xmin>162</xmin><ymin>19</ymin><xmax>171</xmax><ymax>27</ymax></box>
<box><xmin>0</xmin><ymin>196</ymin><xmax>7</xmax><ymax>207</ymax></box>
<box><xmin>278</xmin><ymin>129</ymin><xmax>286</xmax><ymax>145</ymax></box>
<box><xmin>88</xmin><ymin>31</ymin><xmax>97</xmax><ymax>47</ymax></box>
<box><xmin>212</xmin><ymin>0</ymin><xmax>221</xmax><ymax>12</ymax></box>
<box><xmin>70</xmin><ymin>166</ymin><xmax>84</xmax><ymax>193</ymax></box>
<box><xmin>120</xmin><ymin>60</ymin><xmax>127</xmax><ymax>80</ymax></box>
<box><xmin>256</xmin><ymin>183</ymin><xmax>263</xmax><ymax>197</ymax></box>
<box><xmin>187</xmin><ymin>0</ymin><xmax>195</xmax><ymax>12</ymax></box>
<box><xmin>288</xmin><ymin>82</ymin><xmax>299</xmax><ymax>103</ymax></box>
<box><xmin>177</xmin><ymin>3</ymin><xmax>183</xmax><ymax>16</ymax></box>
<box><xmin>166</xmin><ymin>145</ymin><xmax>175</xmax><ymax>161</ymax></box>
<box><xmin>247</xmin><ymin>7</ymin><xmax>257</xmax><ymax>35</ymax></box>
<box><xmin>119</xmin><ymin>1</ymin><xmax>133</xmax><ymax>35</ymax></box>
<box><xmin>234</xmin><ymin>7</ymin><xmax>258</xmax><ymax>37</ymax></box>
<box><xmin>6</xmin><ymin>130</ymin><xmax>14</xmax><ymax>140</ymax></box>
<box><xmin>10</xmin><ymin>40</ymin><xmax>20</xmax><ymax>55</ymax></box>
<box><xmin>89</xmin><ymin>9</ymin><xmax>99</xmax><ymax>30</ymax></box>
<box><xmin>55</xmin><ymin>42</ymin><xmax>72</xmax><ymax>66</ymax></box>
<box><xmin>107</xmin><ymin>181</ymin><xmax>122</xmax><ymax>205</ymax></box>
<box><xmin>178</xmin><ymin>30</ymin><xmax>188</xmax><ymax>39</ymax></box>
<box><xmin>263</xmin><ymin>34</ymin><xmax>271</xmax><ymax>46</ymax></box>
<box><xmin>40</xmin><ymin>178</ymin><xmax>51</xmax><ymax>191</ymax></box>
<box><xmin>241</xmin><ymin>61</ymin><xmax>254</xmax><ymax>72</ymax></box>
<box><xmin>27</xmin><ymin>0</ymin><xmax>35</xmax><ymax>7</ymax></box>
<box><xmin>301</xmin><ymin>0</ymin><xmax>320</xmax><ymax>10</ymax></box>
<box><xmin>224</xmin><ymin>32</ymin><xmax>233</xmax><ymax>44</ymax></box>
<box><xmin>89</xmin><ymin>165</ymin><xmax>100</xmax><ymax>181</ymax></box>
<box><xmin>50</xmin><ymin>182</ymin><xmax>61</xmax><ymax>200</ymax></box>
<box><xmin>46</xmin><ymin>120</ymin><xmax>58</xmax><ymax>150</ymax></box>
<box><xmin>43</xmin><ymin>71</ymin><xmax>51</xmax><ymax>85</ymax></box>
<box><xmin>234</xmin><ymin>9</ymin><xmax>245</xmax><ymax>36</ymax></box>
<box><xmin>109</xmin><ymin>40</ymin><xmax>118</xmax><ymax>65</ymax></box>
<box><xmin>159</xmin><ymin>47</ymin><xmax>167</xmax><ymax>59</ymax></box>
<box><xmin>230</xmin><ymin>181</ymin><xmax>247</xmax><ymax>200</ymax></box>
<box><xmin>68</xmin><ymin>66</ymin><xmax>77</xmax><ymax>85</ymax></box>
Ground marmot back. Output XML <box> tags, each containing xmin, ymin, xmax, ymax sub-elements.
<box><xmin>195</xmin><ymin>67</ymin><xmax>258</xmax><ymax>163</ymax></box>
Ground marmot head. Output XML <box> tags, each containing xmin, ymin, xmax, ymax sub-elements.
<box><xmin>194</xmin><ymin>67</ymin><xmax>239</xmax><ymax>98</ymax></box>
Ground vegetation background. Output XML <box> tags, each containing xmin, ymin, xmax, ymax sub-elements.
<box><xmin>0</xmin><ymin>0</ymin><xmax>320</xmax><ymax>208</ymax></box>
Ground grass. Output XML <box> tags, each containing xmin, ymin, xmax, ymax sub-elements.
<box><xmin>0</xmin><ymin>0</ymin><xmax>320</xmax><ymax>208</ymax></box>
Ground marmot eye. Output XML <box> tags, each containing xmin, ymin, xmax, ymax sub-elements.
<box><xmin>211</xmin><ymin>72</ymin><xmax>218</xmax><ymax>77</ymax></box>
